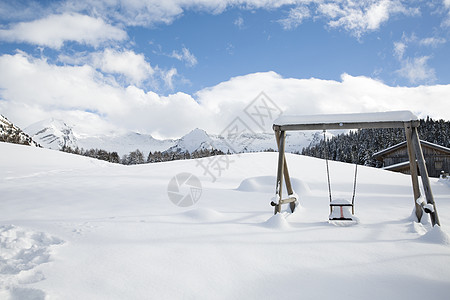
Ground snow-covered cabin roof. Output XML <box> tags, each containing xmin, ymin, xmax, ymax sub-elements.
<box><xmin>382</xmin><ymin>160</ymin><xmax>411</xmax><ymax>171</ymax></box>
<box><xmin>273</xmin><ymin>111</ymin><xmax>418</xmax><ymax>131</ymax></box>
<box><xmin>373</xmin><ymin>140</ymin><xmax>450</xmax><ymax>158</ymax></box>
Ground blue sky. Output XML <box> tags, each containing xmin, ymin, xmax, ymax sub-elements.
<box><xmin>147</xmin><ymin>5</ymin><xmax>449</xmax><ymax>94</ymax></box>
<box><xmin>0</xmin><ymin>1</ymin><xmax>450</xmax><ymax>138</ymax></box>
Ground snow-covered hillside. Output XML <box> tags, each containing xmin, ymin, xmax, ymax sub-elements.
<box><xmin>1</xmin><ymin>142</ymin><xmax>449</xmax><ymax>299</ymax></box>
<box><xmin>0</xmin><ymin>115</ymin><xmax>39</xmax><ymax>147</ymax></box>
<box><xmin>24</xmin><ymin>118</ymin><xmax>322</xmax><ymax>156</ymax></box>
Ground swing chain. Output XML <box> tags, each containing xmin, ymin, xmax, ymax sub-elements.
<box><xmin>323</xmin><ymin>130</ymin><xmax>333</xmax><ymax>203</ymax></box>
<box><xmin>323</xmin><ymin>129</ymin><xmax>359</xmax><ymax>214</ymax></box>
<box><xmin>351</xmin><ymin>130</ymin><xmax>360</xmax><ymax>212</ymax></box>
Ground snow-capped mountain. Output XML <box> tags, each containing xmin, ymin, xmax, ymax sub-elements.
<box><xmin>165</xmin><ymin>128</ymin><xmax>322</xmax><ymax>154</ymax></box>
<box><xmin>24</xmin><ymin>118</ymin><xmax>324</xmax><ymax>156</ymax></box>
<box><xmin>25</xmin><ymin>118</ymin><xmax>78</xmax><ymax>150</ymax></box>
<box><xmin>78</xmin><ymin>132</ymin><xmax>175</xmax><ymax>156</ymax></box>
<box><xmin>165</xmin><ymin>128</ymin><xmax>215</xmax><ymax>153</ymax></box>
<box><xmin>0</xmin><ymin>115</ymin><xmax>40</xmax><ymax>147</ymax></box>
<box><xmin>25</xmin><ymin>118</ymin><xmax>174</xmax><ymax>156</ymax></box>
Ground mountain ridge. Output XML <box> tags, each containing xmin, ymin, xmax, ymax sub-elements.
<box><xmin>0</xmin><ymin>115</ymin><xmax>40</xmax><ymax>147</ymax></box>
<box><xmin>24</xmin><ymin>118</ymin><xmax>322</xmax><ymax>156</ymax></box>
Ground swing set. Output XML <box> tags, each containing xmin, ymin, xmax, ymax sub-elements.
<box><xmin>323</xmin><ymin>129</ymin><xmax>359</xmax><ymax>221</ymax></box>
<box><xmin>270</xmin><ymin>111</ymin><xmax>441</xmax><ymax>227</ymax></box>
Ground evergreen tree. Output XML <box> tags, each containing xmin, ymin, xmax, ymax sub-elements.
<box><xmin>301</xmin><ymin>118</ymin><xmax>450</xmax><ymax>167</ymax></box>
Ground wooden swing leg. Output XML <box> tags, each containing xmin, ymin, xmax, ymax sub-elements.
<box><xmin>273</xmin><ymin>130</ymin><xmax>298</xmax><ymax>214</ymax></box>
<box><xmin>404</xmin><ymin>123</ymin><xmax>423</xmax><ymax>222</ymax></box>
<box><xmin>274</xmin><ymin>130</ymin><xmax>297</xmax><ymax>213</ymax></box>
<box><xmin>274</xmin><ymin>130</ymin><xmax>286</xmax><ymax>214</ymax></box>
<box><xmin>410</xmin><ymin>126</ymin><xmax>441</xmax><ymax>227</ymax></box>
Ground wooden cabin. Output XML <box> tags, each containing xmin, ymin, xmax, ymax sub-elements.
<box><xmin>373</xmin><ymin>140</ymin><xmax>450</xmax><ymax>178</ymax></box>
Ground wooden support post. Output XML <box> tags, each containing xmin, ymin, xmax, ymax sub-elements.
<box><xmin>410</xmin><ymin>126</ymin><xmax>441</xmax><ymax>227</ymax></box>
<box><xmin>274</xmin><ymin>130</ymin><xmax>286</xmax><ymax>214</ymax></box>
<box><xmin>404</xmin><ymin>122</ymin><xmax>423</xmax><ymax>222</ymax></box>
<box><xmin>275</xmin><ymin>130</ymin><xmax>296</xmax><ymax>212</ymax></box>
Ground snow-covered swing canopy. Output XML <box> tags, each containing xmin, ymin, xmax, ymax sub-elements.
<box><xmin>271</xmin><ymin>111</ymin><xmax>441</xmax><ymax>227</ymax></box>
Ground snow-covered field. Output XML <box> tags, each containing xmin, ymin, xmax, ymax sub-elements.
<box><xmin>1</xmin><ymin>141</ymin><xmax>449</xmax><ymax>299</ymax></box>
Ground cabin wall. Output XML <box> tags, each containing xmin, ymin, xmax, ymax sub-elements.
<box><xmin>380</xmin><ymin>145</ymin><xmax>450</xmax><ymax>178</ymax></box>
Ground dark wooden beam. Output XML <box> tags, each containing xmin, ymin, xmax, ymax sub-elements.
<box><xmin>404</xmin><ymin>122</ymin><xmax>423</xmax><ymax>222</ymax></box>
<box><xmin>411</xmin><ymin>126</ymin><xmax>440</xmax><ymax>227</ymax></box>
<box><xmin>274</xmin><ymin>130</ymin><xmax>286</xmax><ymax>214</ymax></box>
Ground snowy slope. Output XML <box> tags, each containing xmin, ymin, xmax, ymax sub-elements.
<box><xmin>1</xmin><ymin>142</ymin><xmax>450</xmax><ymax>299</ymax></box>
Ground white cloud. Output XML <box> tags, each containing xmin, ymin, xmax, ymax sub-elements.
<box><xmin>0</xmin><ymin>1</ymin><xmax>428</xmax><ymax>40</ymax></box>
<box><xmin>58</xmin><ymin>48</ymin><xmax>177</xmax><ymax>90</ymax></box>
<box><xmin>0</xmin><ymin>0</ymin><xmax>49</xmax><ymax>22</ymax></box>
<box><xmin>197</xmin><ymin>72</ymin><xmax>450</xmax><ymax>129</ymax></box>
<box><xmin>85</xmin><ymin>0</ymin><xmax>297</xmax><ymax>26</ymax></box>
<box><xmin>393</xmin><ymin>41</ymin><xmax>406</xmax><ymax>59</ymax></box>
<box><xmin>234</xmin><ymin>16</ymin><xmax>244</xmax><ymax>29</ymax></box>
<box><xmin>396</xmin><ymin>56</ymin><xmax>436</xmax><ymax>84</ymax></box>
<box><xmin>392</xmin><ymin>33</ymin><xmax>443</xmax><ymax>84</ymax></box>
<box><xmin>1</xmin><ymin>52</ymin><xmax>449</xmax><ymax>139</ymax></box>
<box><xmin>0</xmin><ymin>13</ymin><xmax>127</xmax><ymax>49</ymax></box>
<box><xmin>0</xmin><ymin>52</ymin><xmax>203</xmax><ymax>138</ymax></box>
<box><xmin>440</xmin><ymin>0</ymin><xmax>450</xmax><ymax>27</ymax></box>
<box><xmin>278</xmin><ymin>6</ymin><xmax>310</xmax><ymax>30</ymax></box>
<box><xmin>170</xmin><ymin>47</ymin><xmax>198</xmax><ymax>67</ymax></box>
<box><xmin>162</xmin><ymin>68</ymin><xmax>178</xmax><ymax>90</ymax></box>
<box><xmin>0</xmin><ymin>52</ymin><xmax>127</xmax><ymax>114</ymax></box>
<box><xmin>318</xmin><ymin>0</ymin><xmax>418</xmax><ymax>37</ymax></box>
<box><xmin>419</xmin><ymin>37</ymin><xmax>446</xmax><ymax>47</ymax></box>
<box><xmin>91</xmin><ymin>49</ymin><xmax>155</xmax><ymax>86</ymax></box>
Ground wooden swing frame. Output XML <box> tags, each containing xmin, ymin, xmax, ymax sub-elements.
<box><xmin>271</xmin><ymin>111</ymin><xmax>441</xmax><ymax>227</ymax></box>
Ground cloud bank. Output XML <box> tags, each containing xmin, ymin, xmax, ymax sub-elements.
<box><xmin>0</xmin><ymin>52</ymin><xmax>448</xmax><ymax>139</ymax></box>
<box><xmin>0</xmin><ymin>13</ymin><xmax>126</xmax><ymax>49</ymax></box>
<box><xmin>1</xmin><ymin>0</ymin><xmax>421</xmax><ymax>41</ymax></box>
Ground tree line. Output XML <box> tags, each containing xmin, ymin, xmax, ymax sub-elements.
<box><xmin>61</xmin><ymin>146</ymin><xmax>226</xmax><ymax>165</ymax></box>
<box><xmin>60</xmin><ymin>117</ymin><xmax>449</xmax><ymax>167</ymax></box>
<box><xmin>301</xmin><ymin>117</ymin><xmax>450</xmax><ymax>167</ymax></box>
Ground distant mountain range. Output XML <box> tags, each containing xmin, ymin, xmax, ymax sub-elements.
<box><xmin>5</xmin><ymin>117</ymin><xmax>323</xmax><ymax>156</ymax></box>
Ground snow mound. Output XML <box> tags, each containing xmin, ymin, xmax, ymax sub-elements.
<box><xmin>236</xmin><ymin>176</ymin><xmax>311</xmax><ymax>195</ymax></box>
<box><xmin>419</xmin><ymin>226</ymin><xmax>450</xmax><ymax>245</ymax></box>
<box><xmin>0</xmin><ymin>225</ymin><xmax>63</xmax><ymax>298</ymax></box>
<box><xmin>328</xmin><ymin>217</ymin><xmax>360</xmax><ymax>227</ymax></box>
<box><xmin>182</xmin><ymin>208</ymin><xmax>225</xmax><ymax>222</ymax></box>
<box><xmin>438</xmin><ymin>176</ymin><xmax>449</xmax><ymax>187</ymax></box>
<box><xmin>263</xmin><ymin>213</ymin><xmax>290</xmax><ymax>230</ymax></box>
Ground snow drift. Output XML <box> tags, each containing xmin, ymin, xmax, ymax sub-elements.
<box><xmin>0</xmin><ymin>141</ymin><xmax>449</xmax><ymax>299</ymax></box>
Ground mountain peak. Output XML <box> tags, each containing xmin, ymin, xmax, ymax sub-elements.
<box><xmin>184</xmin><ymin>128</ymin><xmax>209</xmax><ymax>139</ymax></box>
<box><xmin>167</xmin><ymin>128</ymin><xmax>213</xmax><ymax>153</ymax></box>
<box><xmin>25</xmin><ymin>118</ymin><xmax>77</xmax><ymax>150</ymax></box>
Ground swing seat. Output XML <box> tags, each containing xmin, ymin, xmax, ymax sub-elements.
<box><xmin>329</xmin><ymin>199</ymin><xmax>355</xmax><ymax>221</ymax></box>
